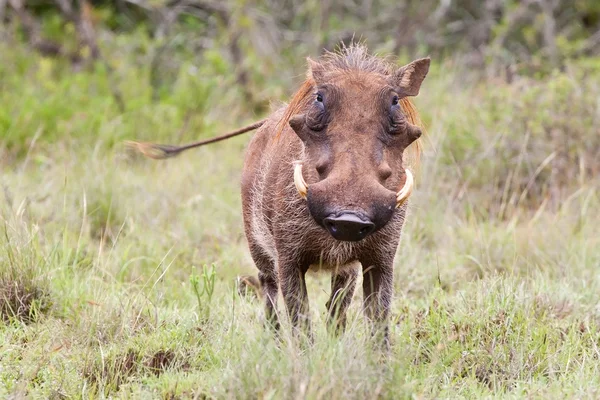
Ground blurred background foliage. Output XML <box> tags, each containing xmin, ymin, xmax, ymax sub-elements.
<box><xmin>1</xmin><ymin>0</ymin><xmax>599</xmax><ymax>217</ymax></box>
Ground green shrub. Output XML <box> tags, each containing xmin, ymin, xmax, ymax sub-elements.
<box><xmin>434</xmin><ymin>59</ymin><xmax>600</xmax><ymax>217</ymax></box>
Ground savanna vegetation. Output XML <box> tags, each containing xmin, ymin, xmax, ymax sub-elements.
<box><xmin>1</xmin><ymin>1</ymin><xmax>600</xmax><ymax>398</ymax></box>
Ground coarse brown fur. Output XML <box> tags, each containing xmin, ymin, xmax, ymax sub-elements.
<box><xmin>241</xmin><ymin>44</ymin><xmax>430</xmax><ymax>341</ymax></box>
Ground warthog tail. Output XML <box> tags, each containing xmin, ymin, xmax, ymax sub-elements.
<box><xmin>126</xmin><ymin>119</ymin><xmax>266</xmax><ymax>160</ymax></box>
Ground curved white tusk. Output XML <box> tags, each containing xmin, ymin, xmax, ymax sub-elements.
<box><xmin>396</xmin><ymin>169</ymin><xmax>414</xmax><ymax>208</ymax></box>
<box><xmin>293</xmin><ymin>162</ymin><xmax>308</xmax><ymax>199</ymax></box>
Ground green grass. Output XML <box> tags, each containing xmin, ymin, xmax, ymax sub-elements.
<box><xmin>1</xmin><ymin>39</ymin><xmax>600</xmax><ymax>398</ymax></box>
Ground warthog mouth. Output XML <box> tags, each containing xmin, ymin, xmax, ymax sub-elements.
<box><xmin>293</xmin><ymin>161</ymin><xmax>414</xmax><ymax>208</ymax></box>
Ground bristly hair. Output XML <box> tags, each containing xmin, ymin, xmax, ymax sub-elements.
<box><xmin>318</xmin><ymin>42</ymin><xmax>395</xmax><ymax>76</ymax></box>
<box><xmin>276</xmin><ymin>43</ymin><xmax>425</xmax><ymax>168</ymax></box>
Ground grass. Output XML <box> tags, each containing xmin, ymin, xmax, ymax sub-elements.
<box><xmin>1</xmin><ymin>37</ymin><xmax>600</xmax><ymax>398</ymax></box>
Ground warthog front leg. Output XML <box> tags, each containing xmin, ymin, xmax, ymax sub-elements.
<box><xmin>279</xmin><ymin>259</ymin><xmax>310</xmax><ymax>335</ymax></box>
<box><xmin>247</xmin><ymin>243</ymin><xmax>280</xmax><ymax>330</ymax></box>
<box><xmin>326</xmin><ymin>265</ymin><xmax>358</xmax><ymax>334</ymax></box>
<box><xmin>259</xmin><ymin>271</ymin><xmax>280</xmax><ymax>330</ymax></box>
<box><xmin>361</xmin><ymin>261</ymin><xmax>393</xmax><ymax>346</ymax></box>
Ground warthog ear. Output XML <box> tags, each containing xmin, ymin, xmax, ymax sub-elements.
<box><xmin>392</xmin><ymin>57</ymin><xmax>430</xmax><ymax>97</ymax></box>
<box><xmin>307</xmin><ymin>57</ymin><xmax>325</xmax><ymax>83</ymax></box>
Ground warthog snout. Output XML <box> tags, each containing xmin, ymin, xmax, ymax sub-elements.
<box><xmin>306</xmin><ymin>176</ymin><xmax>398</xmax><ymax>241</ymax></box>
<box><xmin>323</xmin><ymin>212</ymin><xmax>375</xmax><ymax>241</ymax></box>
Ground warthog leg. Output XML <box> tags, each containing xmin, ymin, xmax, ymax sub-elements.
<box><xmin>279</xmin><ymin>260</ymin><xmax>311</xmax><ymax>336</ymax></box>
<box><xmin>361</xmin><ymin>261</ymin><xmax>393</xmax><ymax>347</ymax></box>
<box><xmin>259</xmin><ymin>271</ymin><xmax>280</xmax><ymax>331</ymax></box>
<box><xmin>247</xmin><ymin>243</ymin><xmax>280</xmax><ymax>330</ymax></box>
<box><xmin>326</xmin><ymin>266</ymin><xmax>359</xmax><ymax>334</ymax></box>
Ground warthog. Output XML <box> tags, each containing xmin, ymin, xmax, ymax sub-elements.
<box><xmin>130</xmin><ymin>44</ymin><xmax>429</xmax><ymax>341</ymax></box>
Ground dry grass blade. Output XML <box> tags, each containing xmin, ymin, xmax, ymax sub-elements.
<box><xmin>0</xmin><ymin>279</ymin><xmax>50</xmax><ymax>323</ymax></box>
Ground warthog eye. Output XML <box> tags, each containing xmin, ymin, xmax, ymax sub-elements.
<box><xmin>388</xmin><ymin>95</ymin><xmax>404</xmax><ymax>134</ymax></box>
<box><xmin>307</xmin><ymin>91</ymin><xmax>327</xmax><ymax>131</ymax></box>
<box><xmin>314</xmin><ymin>92</ymin><xmax>325</xmax><ymax>113</ymax></box>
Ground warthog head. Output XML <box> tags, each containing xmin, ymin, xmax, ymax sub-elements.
<box><xmin>285</xmin><ymin>47</ymin><xmax>429</xmax><ymax>242</ymax></box>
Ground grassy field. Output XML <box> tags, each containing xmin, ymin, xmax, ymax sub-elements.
<box><xmin>1</xmin><ymin>39</ymin><xmax>600</xmax><ymax>399</ymax></box>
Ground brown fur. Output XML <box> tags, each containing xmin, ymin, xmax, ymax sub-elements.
<box><xmin>277</xmin><ymin>45</ymin><xmax>424</xmax><ymax>165</ymax></box>
<box><xmin>241</xmin><ymin>44</ymin><xmax>430</xmax><ymax>341</ymax></box>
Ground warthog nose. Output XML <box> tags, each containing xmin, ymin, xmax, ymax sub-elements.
<box><xmin>323</xmin><ymin>212</ymin><xmax>375</xmax><ymax>242</ymax></box>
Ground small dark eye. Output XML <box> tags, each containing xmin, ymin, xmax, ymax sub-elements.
<box><xmin>392</xmin><ymin>95</ymin><xmax>399</xmax><ymax>106</ymax></box>
<box><xmin>315</xmin><ymin>92</ymin><xmax>325</xmax><ymax>111</ymax></box>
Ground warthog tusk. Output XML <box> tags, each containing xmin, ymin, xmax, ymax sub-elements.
<box><xmin>294</xmin><ymin>162</ymin><xmax>308</xmax><ymax>199</ymax></box>
<box><xmin>396</xmin><ymin>169</ymin><xmax>414</xmax><ymax>208</ymax></box>
<box><xmin>293</xmin><ymin>162</ymin><xmax>414</xmax><ymax>206</ymax></box>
